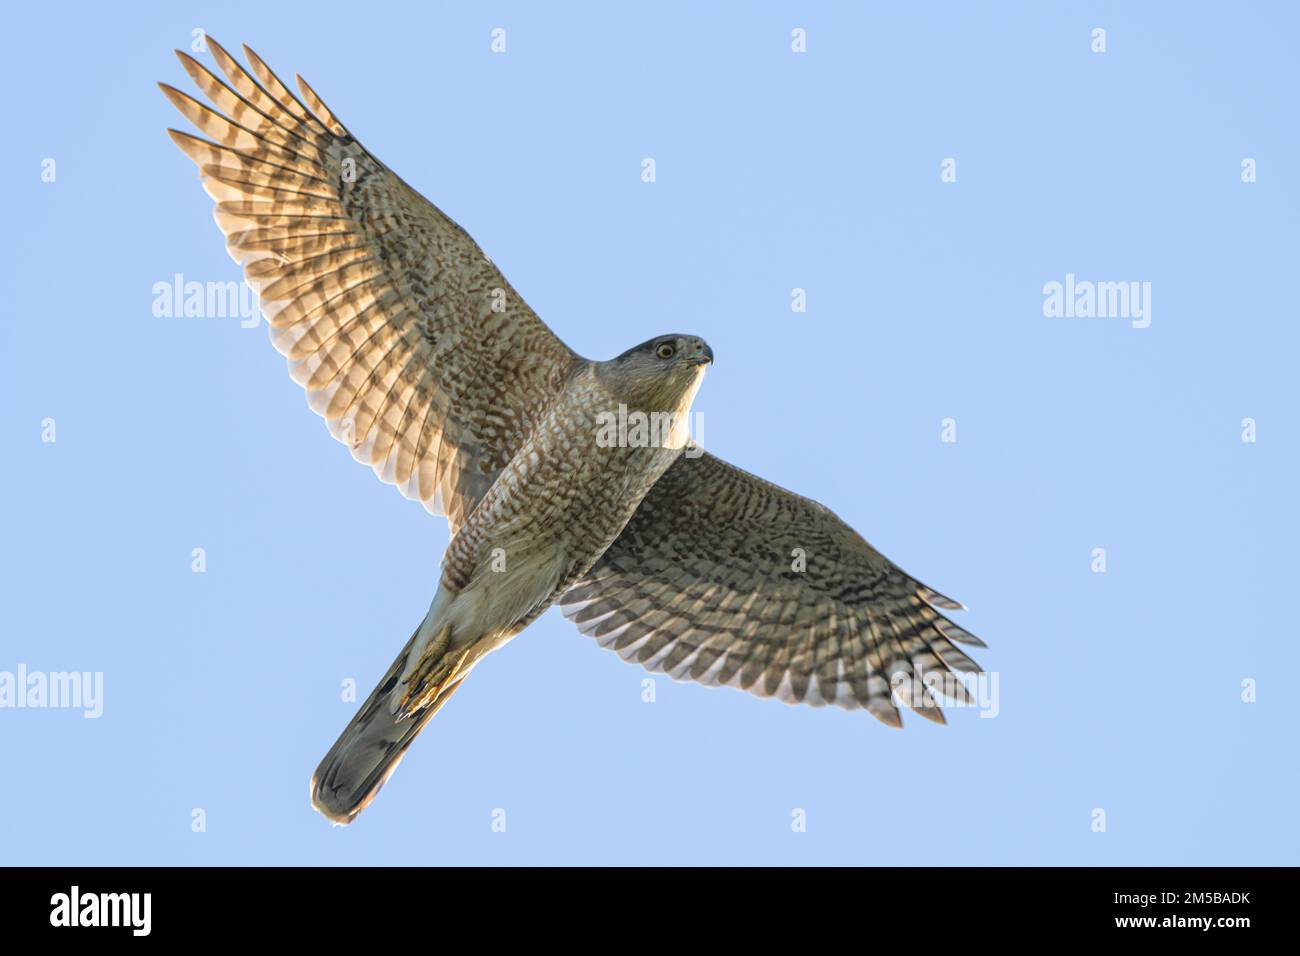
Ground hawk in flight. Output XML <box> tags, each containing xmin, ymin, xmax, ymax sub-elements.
<box><xmin>161</xmin><ymin>40</ymin><xmax>986</xmax><ymax>824</ymax></box>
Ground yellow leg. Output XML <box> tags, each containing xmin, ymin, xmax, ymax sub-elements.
<box><xmin>393</xmin><ymin>625</ymin><xmax>471</xmax><ymax>720</ymax></box>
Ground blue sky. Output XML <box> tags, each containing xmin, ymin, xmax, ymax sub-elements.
<box><xmin>2</xmin><ymin>1</ymin><xmax>1297</xmax><ymax>864</ymax></box>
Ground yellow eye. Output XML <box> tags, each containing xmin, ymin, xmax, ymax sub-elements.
<box><xmin>656</xmin><ymin>343</ymin><xmax>676</xmax><ymax>359</ymax></box>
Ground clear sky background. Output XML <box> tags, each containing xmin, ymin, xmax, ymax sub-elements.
<box><xmin>2</xmin><ymin>1</ymin><xmax>1297</xmax><ymax>865</ymax></box>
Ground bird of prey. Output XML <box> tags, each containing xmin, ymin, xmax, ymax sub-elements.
<box><xmin>161</xmin><ymin>40</ymin><xmax>986</xmax><ymax>825</ymax></box>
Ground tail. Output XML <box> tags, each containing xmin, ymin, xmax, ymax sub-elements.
<box><xmin>310</xmin><ymin>615</ymin><xmax>462</xmax><ymax>825</ymax></box>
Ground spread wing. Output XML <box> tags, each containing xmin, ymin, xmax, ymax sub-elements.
<box><xmin>161</xmin><ymin>39</ymin><xmax>579</xmax><ymax>533</ymax></box>
<box><xmin>559</xmin><ymin>452</ymin><xmax>986</xmax><ymax>725</ymax></box>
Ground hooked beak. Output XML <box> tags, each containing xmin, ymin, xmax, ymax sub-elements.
<box><xmin>687</xmin><ymin>343</ymin><xmax>714</xmax><ymax>366</ymax></box>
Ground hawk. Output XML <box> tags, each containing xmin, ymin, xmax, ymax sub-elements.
<box><xmin>161</xmin><ymin>40</ymin><xmax>986</xmax><ymax>825</ymax></box>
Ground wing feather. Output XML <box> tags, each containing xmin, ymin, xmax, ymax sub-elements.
<box><xmin>560</xmin><ymin>452</ymin><xmax>985</xmax><ymax>724</ymax></box>
<box><xmin>163</xmin><ymin>40</ymin><xmax>580</xmax><ymax>532</ymax></box>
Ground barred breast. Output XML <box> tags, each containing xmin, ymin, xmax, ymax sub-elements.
<box><xmin>439</xmin><ymin>365</ymin><xmax>683</xmax><ymax>624</ymax></box>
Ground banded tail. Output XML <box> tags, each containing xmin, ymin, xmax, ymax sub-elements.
<box><xmin>310</xmin><ymin>609</ymin><xmax>463</xmax><ymax>825</ymax></box>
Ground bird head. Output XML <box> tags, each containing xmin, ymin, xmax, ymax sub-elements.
<box><xmin>605</xmin><ymin>330</ymin><xmax>712</xmax><ymax>382</ymax></box>
<box><xmin>599</xmin><ymin>334</ymin><xmax>713</xmax><ymax>412</ymax></box>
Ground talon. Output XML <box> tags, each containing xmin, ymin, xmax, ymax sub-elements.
<box><xmin>393</xmin><ymin>627</ymin><xmax>471</xmax><ymax>719</ymax></box>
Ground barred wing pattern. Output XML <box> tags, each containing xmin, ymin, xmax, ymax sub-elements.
<box><xmin>162</xmin><ymin>40</ymin><xmax>579</xmax><ymax>532</ymax></box>
<box><xmin>559</xmin><ymin>452</ymin><xmax>985</xmax><ymax>725</ymax></box>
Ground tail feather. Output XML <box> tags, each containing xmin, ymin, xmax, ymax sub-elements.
<box><xmin>310</xmin><ymin>624</ymin><xmax>461</xmax><ymax>825</ymax></box>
